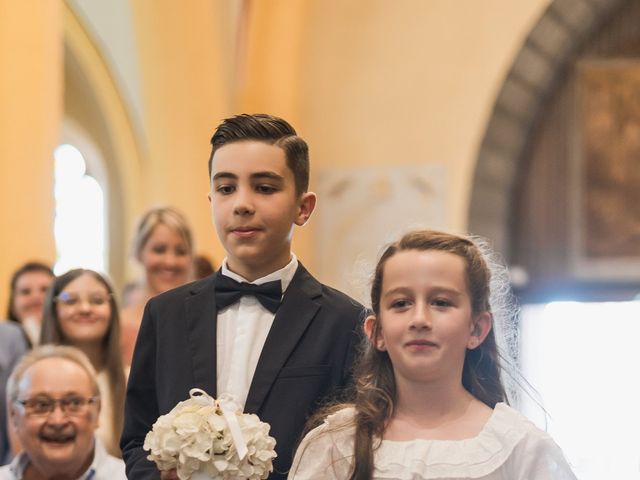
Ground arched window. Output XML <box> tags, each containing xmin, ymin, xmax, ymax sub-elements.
<box><xmin>53</xmin><ymin>123</ymin><xmax>108</xmax><ymax>274</ymax></box>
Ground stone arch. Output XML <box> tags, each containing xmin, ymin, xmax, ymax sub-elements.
<box><xmin>468</xmin><ymin>0</ymin><xmax>626</xmax><ymax>255</ymax></box>
<box><xmin>63</xmin><ymin>4</ymin><xmax>145</xmax><ymax>288</ymax></box>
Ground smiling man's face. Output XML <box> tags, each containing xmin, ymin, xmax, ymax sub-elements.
<box><xmin>11</xmin><ymin>357</ymin><xmax>99</xmax><ymax>478</ymax></box>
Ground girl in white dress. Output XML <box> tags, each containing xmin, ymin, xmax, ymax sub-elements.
<box><xmin>289</xmin><ymin>229</ymin><xmax>576</xmax><ymax>480</ymax></box>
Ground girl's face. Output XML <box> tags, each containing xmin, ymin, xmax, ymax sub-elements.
<box><xmin>367</xmin><ymin>249</ymin><xmax>489</xmax><ymax>386</ymax></box>
<box><xmin>12</xmin><ymin>271</ymin><xmax>53</xmax><ymax>322</ymax></box>
<box><xmin>56</xmin><ymin>273</ymin><xmax>111</xmax><ymax>346</ymax></box>
<box><xmin>139</xmin><ymin>224</ymin><xmax>192</xmax><ymax>295</ymax></box>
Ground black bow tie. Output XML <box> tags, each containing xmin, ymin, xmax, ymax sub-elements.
<box><xmin>214</xmin><ymin>275</ymin><xmax>282</xmax><ymax>314</ymax></box>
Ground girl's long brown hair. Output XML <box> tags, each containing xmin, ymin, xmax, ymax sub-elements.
<box><xmin>304</xmin><ymin>230</ymin><xmax>511</xmax><ymax>480</ymax></box>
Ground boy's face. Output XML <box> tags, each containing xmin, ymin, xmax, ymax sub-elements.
<box><xmin>208</xmin><ymin>141</ymin><xmax>316</xmax><ymax>281</ymax></box>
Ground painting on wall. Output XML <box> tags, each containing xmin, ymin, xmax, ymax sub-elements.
<box><xmin>315</xmin><ymin>164</ymin><xmax>448</xmax><ymax>304</ymax></box>
<box><xmin>570</xmin><ymin>60</ymin><xmax>640</xmax><ymax>280</ymax></box>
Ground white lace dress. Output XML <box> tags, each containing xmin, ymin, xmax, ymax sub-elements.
<box><xmin>289</xmin><ymin>403</ymin><xmax>577</xmax><ymax>479</ymax></box>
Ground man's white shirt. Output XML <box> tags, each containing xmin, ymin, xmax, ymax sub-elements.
<box><xmin>216</xmin><ymin>254</ymin><xmax>298</xmax><ymax>408</ymax></box>
<box><xmin>0</xmin><ymin>438</ymin><xmax>125</xmax><ymax>480</ymax></box>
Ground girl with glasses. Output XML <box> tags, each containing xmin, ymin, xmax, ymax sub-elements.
<box><xmin>40</xmin><ymin>269</ymin><xmax>126</xmax><ymax>459</ymax></box>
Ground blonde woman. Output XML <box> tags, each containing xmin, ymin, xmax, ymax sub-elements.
<box><xmin>120</xmin><ymin>207</ymin><xmax>194</xmax><ymax>366</ymax></box>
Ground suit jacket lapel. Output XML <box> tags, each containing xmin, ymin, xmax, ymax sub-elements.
<box><xmin>184</xmin><ymin>273</ymin><xmax>218</xmax><ymax>397</ymax></box>
<box><xmin>244</xmin><ymin>264</ymin><xmax>321</xmax><ymax>414</ymax></box>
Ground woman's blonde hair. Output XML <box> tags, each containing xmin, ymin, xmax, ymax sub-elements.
<box><xmin>132</xmin><ymin>206</ymin><xmax>194</xmax><ymax>260</ymax></box>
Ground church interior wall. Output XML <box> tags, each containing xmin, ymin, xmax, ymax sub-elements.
<box><xmin>0</xmin><ymin>0</ymin><xmax>550</xmax><ymax>312</ymax></box>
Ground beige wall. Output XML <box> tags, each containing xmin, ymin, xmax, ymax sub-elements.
<box><xmin>0</xmin><ymin>0</ymin><xmax>550</xmax><ymax>311</ymax></box>
<box><xmin>130</xmin><ymin>0</ymin><xmax>230</xmax><ymax>265</ymax></box>
<box><xmin>0</xmin><ymin>0</ymin><xmax>62</xmax><ymax>315</ymax></box>
<box><xmin>242</xmin><ymin>0</ymin><xmax>550</xmax><ymax>273</ymax></box>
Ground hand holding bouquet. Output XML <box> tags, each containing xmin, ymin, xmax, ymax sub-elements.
<box><xmin>144</xmin><ymin>389</ymin><xmax>277</xmax><ymax>480</ymax></box>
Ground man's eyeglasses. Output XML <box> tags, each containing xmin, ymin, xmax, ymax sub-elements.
<box><xmin>15</xmin><ymin>395</ymin><xmax>99</xmax><ymax>416</ymax></box>
<box><xmin>54</xmin><ymin>292</ymin><xmax>111</xmax><ymax>308</ymax></box>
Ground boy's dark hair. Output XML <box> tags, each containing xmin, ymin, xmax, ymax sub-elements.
<box><xmin>208</xmin><ymin>114</ymin><xmax>310</xmax><ymax>195</ymax></box>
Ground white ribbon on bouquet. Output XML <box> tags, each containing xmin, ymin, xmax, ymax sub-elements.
<box><xmin>188</xmin><ymin>388</ymin><xmax>249</xmax><ymax>460</ymax></box>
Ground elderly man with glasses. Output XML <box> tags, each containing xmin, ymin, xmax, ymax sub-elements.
<box><xmin>1</xmin><ymin>345</ymin><xmax>125</xmax><ymax>480</ymax></box>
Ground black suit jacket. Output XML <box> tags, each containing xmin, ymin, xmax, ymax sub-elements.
<box><xmin>121</xmin><ymin>264</ymin><xmax>363</xmax><ymax>479</ymax></box>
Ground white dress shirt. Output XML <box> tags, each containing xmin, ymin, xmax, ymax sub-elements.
<box><xmin>216</xmin><ymin>254</ymin><xmax>298</xmax><ymax>408</ymax></box>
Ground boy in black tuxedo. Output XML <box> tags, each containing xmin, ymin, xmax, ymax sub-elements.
<box><xmin>121</xmin><ymin>114</ymin><xmax>363</xmax><ymax>479</ymax></box>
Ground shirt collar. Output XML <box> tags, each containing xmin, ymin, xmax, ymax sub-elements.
<box><xmin>9</xmin><ymin>438</ymin><xmax>105</xmax><ymax>480</ymax></box>
<box><xmin>221</xmin><ymin>254</ymin><xmax>298</xmax><ymax>293</ymax></box>
<box><xmin>8</xmin><ymin>450</ymin><xmax>28</xmax><ymax>479</ymax></box>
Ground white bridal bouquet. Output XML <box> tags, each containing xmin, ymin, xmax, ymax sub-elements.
<box><xmin>144</xmin><ymin>388</ymin><xmax>277</xmax><ymax>480</ymax></box>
